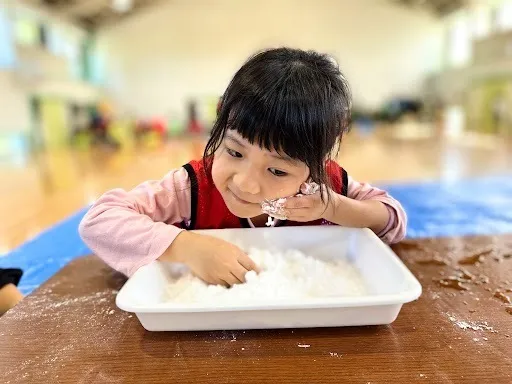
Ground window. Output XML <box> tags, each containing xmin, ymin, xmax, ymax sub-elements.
<box><xmin>495</xmin><ymin>0</ymin><xmax>512</xmax><ymax>31</ymax></box>
<box><xmin>14</xmin><ymin>13</ymin><xmax>39</xmax><ymax>46</ymax></box>
<box><xmin>85</xmin><ymin>38</ymin><xmax>106</xmax><ymax>85</ymax></box>
<box><xmin>47</xmin><ymin>25</ymin><xmax>83</xmax><ymax>79</ymax></box>
<box><xmin>0</xmin><ymin>4</ymin><xmax>16</xmax><ymax>68</ymax></box>
<box><xmin>472</xmin><ymin>5</ymin><xmax>491</xmax><ymax>38</ymax></box>
<box><xmin>447</xmin><ymin>13</ymin><xmax>472</xmax><ymax>67</ymax></box>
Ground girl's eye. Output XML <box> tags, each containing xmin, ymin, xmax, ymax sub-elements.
<box><xmin>226</xmin><ymin>148</ymin><xmax>243</xmax><ymax>158</ymax></box>
<box><xmin>269</xmin><ymin>168</ymin><xmax>288</xmax><ymax>177</ymax></box>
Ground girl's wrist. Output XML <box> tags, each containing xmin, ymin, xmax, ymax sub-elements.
<box><xmin>160</xmin><ymin>230</ymin><xmax>192</xmax><ymax>264</ymax></box>
<box><xmin>323</xmin><ymin>193</ymin><xmax>345</xmax><ymax>224</ymax></box>
<box><xmin>323</xmin><ymin>194</ymin><xmax>389</xmax><ymax>233</ymax></box>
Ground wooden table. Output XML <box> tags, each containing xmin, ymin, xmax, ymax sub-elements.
<box><xmin>1</xmin><ymin>235</ymin><xmax>511</xmax><ymax>384</ymax></box>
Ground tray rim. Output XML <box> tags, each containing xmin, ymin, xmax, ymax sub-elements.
<box><xmin>116</xmin><ymin>227</ymin><xmax>422</xmax><ymax>313</ymax></box>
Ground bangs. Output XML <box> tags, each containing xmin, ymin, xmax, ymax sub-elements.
<box><xmin>216</xmin><ymin>89</ymin><xmax>345</xmax><ymax>165</ymax></box>
<box><xmin>229</xmin><ymin>100</ymin><xmax>321</xmax><ymax>161</ymax></box>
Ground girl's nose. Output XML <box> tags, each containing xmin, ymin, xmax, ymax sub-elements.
<box><xmin>232</xmin><ymin>171</ymin><xmax>261</xmax><ymax>196</ymax></box>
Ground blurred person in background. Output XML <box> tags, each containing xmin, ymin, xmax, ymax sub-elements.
<box><xmin>89</xmin><ymin>107</ymin><xmax>120</xmax><ymax>150</ymax></box>
<box><xmin>186</xmin><ymin>100</ymin><xmax>203</xmax><ymax>134</ymax></box>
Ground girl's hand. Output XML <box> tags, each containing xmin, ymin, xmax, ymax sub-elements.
<box><xmin>284</xmin><ymin>186</ymin><xmax>390</xmax><ymax>234</ymax></box>
<box><xmin>162</xmin><ymin>231</ymin><xmax>260</xmax><ymax>286</ymax></box>
<box><xmin>283</xmin><ymin>187</ymin><xmax>337</xmax><ymax>222</ymax></box>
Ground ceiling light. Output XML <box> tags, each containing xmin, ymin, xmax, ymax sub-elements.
<box><xmin>112</xmin><ymin>0</ymin><xmax>134</xmax><ymax>13</ymax></box>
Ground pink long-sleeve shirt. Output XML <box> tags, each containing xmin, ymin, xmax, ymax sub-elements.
<box><xmin>79</xmin><ymin>168</ymin><xmax>407</xmax><ymax>276</ymax></box>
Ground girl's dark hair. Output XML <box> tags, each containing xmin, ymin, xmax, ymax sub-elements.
<box><xmin>204</xmin><ymin>47</ymin><xmax>352</xmax><ymax>189</ymax></box>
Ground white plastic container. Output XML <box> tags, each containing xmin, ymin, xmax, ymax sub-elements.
<box><xmin>116</xmin><ymin>226</ymin><xmax>421</xmax><ymax>331</ymax></box>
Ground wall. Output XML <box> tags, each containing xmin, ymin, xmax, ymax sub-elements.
<box><xmin>0</xmin><ymin>1</ymin><xmax>15</xmax><ymax>68</ymax></box>
<box><xmin>0</xmin><ymin>70</ymin><xmax>30</xmax><ymax>132</ymax></box>
<box><xmin>97</xmin><ymin>0</ymin><xmax>444</xmax><ymax>118</ymax></box>
<box><xmin>432</xmin><ymin>4</ymin><xmax>512</xmax><ymax>105</ymax></box>
<box><xmin>15</xmin><ymin>44</ymin><xmax>100</xmax><ymax>102</ymax></box>
<box><xmin>0</xmin><ymin>1</ymin><xmax>98</xmax><ymax>139</ymax></box>
<box><xmin>0</xmin><ymin>46</ymin><xmax>99</xmax><ymax>135</ymax></box>
<box><xmin>0</xmin><ymin>1</ymin><xmax>24</xmax><ymax>133</ymax></box>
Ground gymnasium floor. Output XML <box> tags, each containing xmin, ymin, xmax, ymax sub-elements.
<box><xmin>1</xmin><ymin>128</ymin><xmax>512</xmax><ymax>294</ymax></box>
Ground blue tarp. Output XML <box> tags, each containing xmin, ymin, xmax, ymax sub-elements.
<box><xmin>384</xmin><ymin>175</ymin><xmax>512</xmax><ymax>239</ymax></box>
<box><xmin>0</xmin><ymin>208</ymin><xmax>91</xmax><ymax>295</ymax></box>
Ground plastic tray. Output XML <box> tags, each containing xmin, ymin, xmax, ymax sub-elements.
<box><xmin>116</xmin><ymin>226</ymin><xmax>421</xmax><ymax>331</ymax></box>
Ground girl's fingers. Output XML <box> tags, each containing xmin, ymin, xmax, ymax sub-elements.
<box><xmin>231</xmin><ymin>263</ymin><xmax>248</xmax><ymax>284</ymax></box>
<box><xmin>238</xmin><ymin>253</ymin><xmax>261</xmax><ymax>273</ymax></box>
<box><xmin>202</xmin><ymin>274</ymin><xmax>217</xmax><ymax>286</ymax></box>
<box><xmin>228</xmin><ymin>273</ymin><xmax>242</xmax><ymax>286</ymax></box>
<box><xmin>285</xmin><ymin>192</ymin><xmax>322</xmax><ymax>210</ymax></box>
<box><xmin>284</xmin><ymin>196</ymin><xmax>312</xmax><ymax>209</ymax></box>
<box><xmin>219</xmin><ymin>277</ymin><xmax>232</xmax><ymax>288</ymax></box>
<box><xmin>285</xmin><ymin>208</ymin><xmax>312</xmax><ymax>220</ymax></box>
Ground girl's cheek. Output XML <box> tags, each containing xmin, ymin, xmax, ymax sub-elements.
<box><xmin>268</xmin><ymin>182</ymin><xmax>300</xmax><ymax>199</ymax></box>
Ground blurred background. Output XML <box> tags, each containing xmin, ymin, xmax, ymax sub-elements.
<box><xmin>1</xmin><ymin>0</ymin><xmax>512</xmax><ymax>264</ymax></box>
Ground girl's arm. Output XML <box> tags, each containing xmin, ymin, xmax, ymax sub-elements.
<box><xmin>324</xmin><ymin>176</ymin><xmax>407</xmax><ymax>244</ymax></box>
<box><xmin>79</xmin><ymin>168</ymin><xmax>192</xmax><ymax>276</ymax></box>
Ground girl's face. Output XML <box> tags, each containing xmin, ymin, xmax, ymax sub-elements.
<box><xmin>212</xmin><ymin>130</ymin><xmax>309</xmax><ymax>218</ymax></box>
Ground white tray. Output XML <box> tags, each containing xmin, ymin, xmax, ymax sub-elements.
<box><xmin>116</xmin><ymin>226</ymin><xmax>421</xmax><ymax>331</ymax></box>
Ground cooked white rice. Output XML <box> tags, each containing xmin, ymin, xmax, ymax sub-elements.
<box><xmin>165</xmin><ymin>248</ymin><xmax>367</xmax><ymax>305</ymax></box>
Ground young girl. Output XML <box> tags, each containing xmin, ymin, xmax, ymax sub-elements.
<box><xmin>79</xmin><ymin>48</ymin><xmax>406</xmax><ymax>287</ymax></box>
